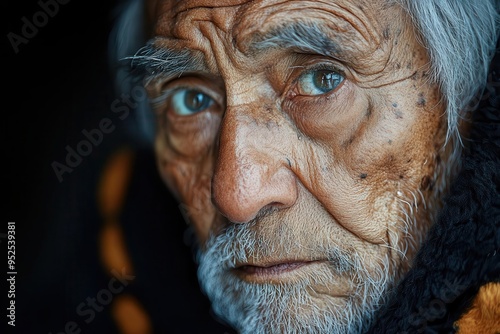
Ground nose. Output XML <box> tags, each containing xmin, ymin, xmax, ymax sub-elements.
<box><xmin>211</xmin><ymin>107</ymin><xmax>297</xmax><ymax>224</ymax></box>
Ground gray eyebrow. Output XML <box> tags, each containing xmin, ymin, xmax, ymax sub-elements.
<box><xmin>125</xmin><ymin>38</ymin><xmax>206</xmax><ymax>84</ymax></box>
<box><xmin>126</xmin><ymin>23</ymin><xmax>340</xmax><ymax>83</ymax></box>
<box><xmin>249</xmin><ymin>22</ymin><xmax>341</xmax><ymax>59</ymax></box>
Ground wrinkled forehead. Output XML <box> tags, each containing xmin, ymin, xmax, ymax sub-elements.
<box><xmin>151</xmin><ymin>0</ymin><xmax>393</xmax><ymax>54</ymax></box>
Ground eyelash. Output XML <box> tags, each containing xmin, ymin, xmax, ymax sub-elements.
<box><xmin>302</xmin><ymin>63</ymin><xmax>344</xmax><ymax>77</ymax></box>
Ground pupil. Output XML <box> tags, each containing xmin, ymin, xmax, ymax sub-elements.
<box><xmin>314</xmin><ymin>71</ymin><xmax>336</xmax><ymax>92</ymax></box>
<box><xmin>185</xmin><ymin>90</ymin><xmax>206</xmax><ymax>111</ymax></box>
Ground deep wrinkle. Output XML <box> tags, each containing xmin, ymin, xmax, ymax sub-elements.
<box><xmin>146</xmin><ymin>1</ymin><xmax>458</xmax><ymax>332</ymax></box>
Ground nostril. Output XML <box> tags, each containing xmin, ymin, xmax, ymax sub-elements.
<box><xmin>254</xmin><ymin>204</ymin><xmax>281</xmax><ymax>220</ymax></box>
<box><xmin>267</xmin><ymin>202</ymin><xmax>288</xmax><ymax>211</ymax></box>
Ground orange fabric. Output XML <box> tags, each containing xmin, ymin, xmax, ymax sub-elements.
<box><xmin>98</xmin><ymin>148</ymin><xmax>136</xmax><ymax>273</ymax></box>
<box><xmin>97</xmin><ymin>148</ymin><xmax>135</xmax><ymax>219</ymax></box>
<box><xmin>456</xmin><ymin>282</ymin><xmax>500</xmax><ymax>334</ymax></box>
<box><xmin>97</xmin><ymin>148</ymin><xmax>152</xmax><ymax>334</ymax></box>
<box><xmin>112</xmin><ymin>295</ymin><xmax>153</xmax><ymax>334</ymax></box>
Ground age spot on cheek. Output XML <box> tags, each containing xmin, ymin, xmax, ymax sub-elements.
<box><xmin>417</xmin><ymin>93</ymin><xmax>426</xmax><ymax>107</ymax></box>
<box><xmin>391</xmin><ymin>103</ymin><xmax>403</xmax><ymax>119</ymax></box>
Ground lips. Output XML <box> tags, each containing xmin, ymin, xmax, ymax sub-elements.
<box><xmin>240</xmin><ymin>261</ymin><xmax>308</xmax><ymax>274</ymax></box>
<box><xmin>235</xmin><ymin>260</ymin><xmax>321</xmax><ymax>281</ymax></box>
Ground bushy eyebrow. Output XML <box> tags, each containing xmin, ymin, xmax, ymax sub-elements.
<box><xmin>249</xmin><ymin>22</ymin><xmax>341</xmax><ymax>59</ymax></box>
<box><xmin>126</xmin><ymin>22</ymin><xmax>341</xmax><ymax>84</ymax></box>
<box><xmin>125</xmin><ymin>38</ymin><xmax>206</xmax><ymax>84</ymax></box>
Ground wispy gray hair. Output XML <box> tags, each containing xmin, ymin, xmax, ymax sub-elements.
<box><xmin>393</xmin><ymin>0</ymin><xmax>499</xmax><ymax>143</ymax></box>
<box><xmin>108</xmin><ymin>0</ymin><xmax>155</xmax><ymax>144</ymax></box>
<box><xmin>109</xmin><ymin>0</ymin><xmax>499</xmax><ymax>144</ymax></box>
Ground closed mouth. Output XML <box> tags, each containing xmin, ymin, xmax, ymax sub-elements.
<box><xmin>234</xmin><ymin>260</ymin><xmax>323</xmax><ymax>282</ymax></box>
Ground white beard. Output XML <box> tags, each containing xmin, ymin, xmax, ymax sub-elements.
<box><xmin>197</xmin><ymin>222</ymin><xmax>397</xmax><ymax>334</ymax></box>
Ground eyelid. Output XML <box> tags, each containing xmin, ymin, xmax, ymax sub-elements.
<box><xmin>291</xmin><ymin>54</ymin><xmax>348</xmax><ymax>76</ymax></box>
<box><xmin>300</xmin><ymin>63</ymin><xmax>345</xmax><ymax>77</ymax></box>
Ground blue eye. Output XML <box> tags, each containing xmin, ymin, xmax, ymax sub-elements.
<box><xmin>298</xmin><ymin>69</ymin><xmax>344</xmax><ymax>96</ymax></box>
<box><xmin>171</xmin><ymin>89</ymin><xmax>213</xmax><ymax>115</ymax></box>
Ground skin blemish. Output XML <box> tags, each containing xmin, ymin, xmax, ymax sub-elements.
<box><xmin>393</xmin><ymin>110</ymin><xmax>403</xmax><ymax>119</ymax></box>
<box><xmin>360</xmin><ymin>173</ymin><xmax>367</xmax><ymax>179</ymax></box>
<box><xmin>392</xmin><ymin>102</ymin><xmax>398</xmax><ymax>108</ymax></box>
<box><xmin>417</xmin><ymin>93</ymin><xmax>426</xmax><ymax>107</ymax></box>
<box><xmin>388</xmin><ymin>139</ymin><xmax>393</xmax><ymax>144</ymax></box>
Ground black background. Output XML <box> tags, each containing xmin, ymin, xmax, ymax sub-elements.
<box><xmin>4</xmin><ymin>0</ymin><xmax>123</xmax><ymax>332</ymax></box>
<box><xmin>4</xmin><ymin>0</ymin><xmax>119</xmax><ymax>276</ymax></box>
<box><xmin>3</xmin><ymin>1</ymin><xmax>235</xmax><ymax>333</ymax></box>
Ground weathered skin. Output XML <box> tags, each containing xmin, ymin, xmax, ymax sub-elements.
<box><xmin>145</xmin><ymin>0</ymin><xmax>451</xmax><ymax>319</ymax></box>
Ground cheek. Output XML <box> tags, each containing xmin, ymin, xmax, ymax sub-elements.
<box><xmin>346</xmin><ymin>80</ymin><xmax>445</xmax><ymax>185</ymax></box>
<box><xmin>156</xmin><ymin>137</ymin><xmax>217</xmax><ymax>244</ymax></box>
<box><xmin>349</xmin><ymin>88</ymin><xmax>446</xmax><ymax>232</ymax></box>
<box><xmin>292</xmin><ymin>85</ymin><xmax>445</xmax><ymax>243</ymax></box>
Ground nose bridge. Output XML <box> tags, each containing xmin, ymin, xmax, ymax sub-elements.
<box><xmin>212</xmin><ymin>101</ymin><xmax>297</xmax><ymax>223</ymax></box>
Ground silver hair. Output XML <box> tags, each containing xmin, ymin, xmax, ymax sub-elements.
<box><xmin>393</xmin><ymin>0</ymin><xmax>499</xmax><ymax>143</ymax></box>
<box><xmin>108</xmin><ymin>0</ymin><xmax>156</xmax><ymax>144</ymax></box>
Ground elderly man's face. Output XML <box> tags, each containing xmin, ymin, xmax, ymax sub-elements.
<box><xmin>146</xmin><ymin>0</ymin><xmax>451</xmax><ymax>332</ymax></box>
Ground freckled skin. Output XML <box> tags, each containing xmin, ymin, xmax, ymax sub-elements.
<box><xmin>148</xmin><ymin>0</ymin><xmax>453</xmax><ymax>310</ymax></box>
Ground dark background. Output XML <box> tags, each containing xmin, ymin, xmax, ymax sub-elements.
<box><xmin>3</xmin><ymin>1</ymin><xmax>235</xmax><ymax>333</ymax></box>
<box><xmin>4</xmin><ymin>0</ymin><xmax>119</xmax><ymax>276</ymax></box>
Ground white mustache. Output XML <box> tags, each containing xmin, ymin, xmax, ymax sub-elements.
<box><xmin>201</xmin><ymin>219</ymin><xmax>360</xmax><ymax>275</ymax></box>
